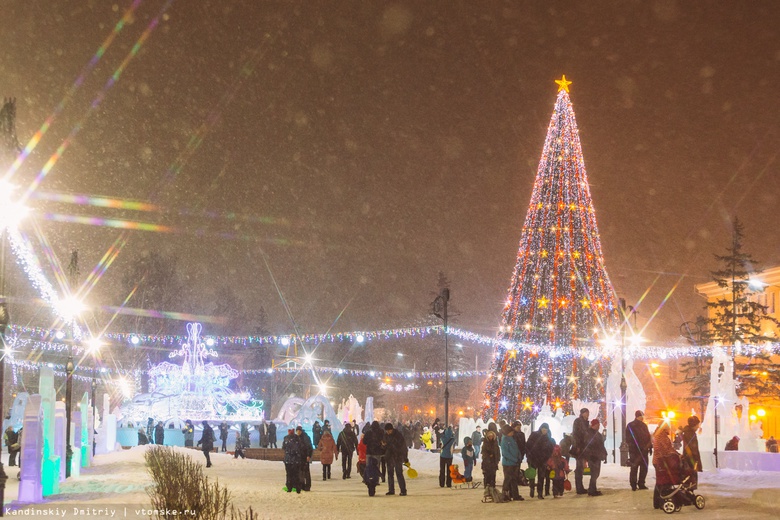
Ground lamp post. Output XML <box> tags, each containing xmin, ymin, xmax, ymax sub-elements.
<box><xmin>618</xmin><ymin>298</ymin><xmax>629</xmax><ymax>466</ymax></box>
<box><xmin>64</xmin><ymin>250</ymin><xmax>80</xmax><ymax>478</ymax></box>
<box><xmin>0</xmin><ymin>298</ymin><xmax>9</xmax><ymax>516</ymax></box>
<box><xmin>91</xmin><ymin>377</ymin><xmax>97</xmax><ymax>456</ymax></box>
<box><xmin>0</xmin><ymin>180</ymin><xmax>28</xmax><ymax>515</ymax></box>
<box><xmin>432</xmin><ymin>288</ymin><xmax>450</xmax><ymax>426</ymax></box>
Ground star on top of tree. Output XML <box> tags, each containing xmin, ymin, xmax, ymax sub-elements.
<box><xmin>555</xmin><ymin>74</ymin><xmax>572</xmax><ymax>92</ymax></box>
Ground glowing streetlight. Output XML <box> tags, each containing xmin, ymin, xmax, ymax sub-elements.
<box><xmin>757</xmin><ymin>408</ymin><xmax>766</xmax><ymax>418</ymax></box>
<box><xmin>0</xmin><ymin>181</ymin><xmax>29</xmax><ymax>230</ymax></box>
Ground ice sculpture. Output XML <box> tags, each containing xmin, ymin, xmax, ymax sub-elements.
<box><xmin>275</xmin><ymin>396</ymin><xmax>305</xmax><ymax>424</ymax></box>
<box><xmin>71</xmin><ymin>410</ymin><xmax>81</xmax><ymax>477</ymax></box>
<box><xmin>117</xmin><ymin>323</ymin><xmax>263</xmax><ymax>424</ymax></box>
<box><xmin>364</xmin><ymin>397</ymin><xmax>374</xmax><ymax>424</ymax></box>
<box><xmin>287</xmin><ymin>395</ymin><xmax>343</xmax><ymax>439</ymax></box>
<box><xmin>17</xmin><ymin>395</ymin><xmax>43</xmax><ymax>503</ymax></box>
<box><xmin>95</xmin><ymin>393</ymin><xmax>117</xmax><ymax>455</ymax></box>
<box><xmin>605</xmin><ymin>354</ymin><xmax>647</xmax><ymax>460</ymax></box>
<box><xmin>39</xmin><ymin>367</ymin><xmax>60</xmax><ymax>496</ymax></box>
<box><xmin>337</xmin><ymin>395</ymin><xmax>363</xmax><ymax>424</ymax></box>
<box><xmin>54</xmin><ymin>401</ymin><xmax>66</xmax><ymax>482</ymax></box>
<box><xmin>80</xmin><ymin>392</ymin><xmax>90</xmax><ymax>467</ymax></box>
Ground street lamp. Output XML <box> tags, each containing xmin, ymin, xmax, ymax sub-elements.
<box><xmin>432</xmin><ymin>287</ymin><xmax>450</xmax><ymax>426</ymax></box>
<box><xmin>0</xmin><ymin>180</ymin><xmax>28</xmax><ymax>515</ymax></box>
<box><xmin>64</xmin><ymin>250</ymin><xmax>81</xmax><ymax>478</ymax></box>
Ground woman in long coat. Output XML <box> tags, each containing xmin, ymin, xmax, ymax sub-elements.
<box><xmin>317</xmin><ymin>430</ymin><xmax>338</xmax><ymax>480</ymax></box>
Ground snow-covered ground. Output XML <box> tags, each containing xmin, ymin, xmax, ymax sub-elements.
<box><xmin>3</xmin><ymin>447</ymin><xmax>779</xmax><ymax>519</ymax></box>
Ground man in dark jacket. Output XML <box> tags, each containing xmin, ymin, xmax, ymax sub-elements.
<box><xmin>197</xmin><ymin>420</ymin><xmax>215</xmax><ymax>468</ymax></box>
<box><xmin>582</xmin><ymin>419</ymin><xmax>607</xmax><ymax>496</ymax></box>
<box><xmin>626</xmin><ymin>410</ymin><xmax>652</xmax><ymax>490</ymax></box>
<box><xmin>182</xmin><ymin>420</ymin><xmax>195</xmax><ymax>448</ymax></box>
<box><xmin>337</xmin><ymin>423</ymin><xmax>358</xmax><ymax>479</ymax></box>
<box><xmin>526</xmin><ymin>423</ymin><xmax>555</xmax><ymax>499</ymax></box>
<box><xmin>282</xmin><ymin>428</ymin><xmax>304</xmax><ymax>493</ymax></box>
<box><xmin>267</xmin><ymin>421</ymin><xmax>278</xmax><ymax>448</ymax></box>
<box><xmin>154</xmin><ymin>421</ymin><xmax>165</xmax><ymax>445</ymax></box>
<box><xmin>438</xmin><ymin>425</ymin><xmax>455</xmax><ymax>488</ymax></box>
<box><xmin>560</xmin><ymin>433</ymin><xmax>573</xmax><ymax>462</ymax></box>
<box><xmin>571</xmin><ymin>407</ymin><xmax>590</xmax><ymax>494</ymax></box>
<box><xmin>682</xmin><ymin>416</ymin><xmax>702</xmax><ymax>472</ymax></box>
<box><xmin>383</xmin><ymin>423</ymin><xmax>408</xmax><ymax>495</ymax></box>
<box><xmin>5</xmin><ymin>427</ymin><xmax>20</xmax><ymax>466</ymax></box>
<box><xmin>471</xmin><ymin>425</ymin><xmax>483</xmax><ymax>460</ymax></box>
<box><xmin>297</xmin><ymin>426</ymin><xmax>314</xmax><ymax>491</ymax></box>
<box><xmin>219</xmin><ymin>422</ymin><xmax>229</xmax><ymax>452</ymax></box>
<box><xmin>511</xmin><ymin>421</ymin><xmax>527</xmax><ymax>464</ymax></box>
<box><xmin>312</xmin><ymin>421</ymin><xmax>323</xmax><ymax>447</ymax></box>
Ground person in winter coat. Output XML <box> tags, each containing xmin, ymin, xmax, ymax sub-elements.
<box><xmin>197</xmin><ymin>420</ymin><xmax>215</xmax><ymax>468</ymax></box>
<box><xmin>766</xmin><ymin>436</ymin><xmax>778</xmax><ymax>453</ymax></box>
<box><xmin>626</xmin><ymin>410</ymin><xmax>652</xmax><ymax>490</ymax></box>
<box><xmin>682</xmin><ymin>416</ymin><xmax>702</xmax><ymax>472</ymax></box>
<box><xmin>4</xmin><ymin>427</ymin><xmax>20</xmax><ymax>466</ymax></box>
<box><xmin>512</xmin><ymin>421</ymin><xmax>527</xmax><ymax>465</ymax></box>
<box><xmin>725</xmin><ymin>436</ymin><xmax>740</xmax><ymax>451</ymax></box>
<box><xmin>471</xmin><ymin>425</ymin><xmax>483</xmax><ymax>460</ymax></box>
<box><xmin>312</xmin><ymin>421</ymin><xmax>323</xmax><ymax>448</ymax></box>
<box><xmin>571</xmin><ymin>407</ymin><xmax>590</xmax><ymax>494</ymax></box>
<box><xmin>137</xmin><ymin>428</ymin><xmax>149</xmax><ymax>446</ymax></box>
<box><xmin>480</xmin><ymin>428</ymin><xmax>501</xmax><ymax>490</ymax></box>
<box><xmin>182</xmin><ymin>420</ymin><xmax>195</xmax><ymax>448</ymax></box>
<box><xmin>317</xmin><ymin>430</ymin><xmax>338</xmax><ymax>480</ymax></box>
<box><xmin>652</xmin><ymin>422</ymin><xmax>681</xmax><ymax>509</ymax></box>
<box><xmin>363</xmin><ymin>421</ymin><xmax>385</xmax><ymax>496</ymax></box>
<box><xmin>282</xmin><ymin>428</ymin><xmax>304</xmax><ymax>493</ymax></box>
<box><xmin>146</xmin><ymin>418</ymin><xmax>154</xmax><ymax>443</ymax></box>
<box><xmin>559</xmin><ymin>433</ymin><xmax>573</xmax><ymax>463</ymax></box>
<box><xmin>219</xmin><ymin>422</ymin><xmax>229</xmax><ymax>452</ymax></box>
<box><xmin>297</xmin><ymin>426</ymin><xmax>314</xmax><ymax>491</ymax></box>
<box><xmin>154</xmin><ymin>421</ymin><xmax>165</xmax><ymax>446</ymax></box>
<box><xmin>357</xmin><ymin>433</ymin><xmax>368</xmax><ymax>477</ymax></box>
<box><xmin>462</xmin><ymin>437</ymin><xmax>476</xmax><ymax>482</ymax></box>
<box><xmin>547</xmin><ymin>444</ymin><xmax>569</xmax><ymax>497</ymax></box>
<box><xmin>383</xmin><ymin>423</ymin><xmax>408</xmax><ymax>495</ymax></box>
<box><xmin>582</xmin><ymin>419</ymin><xmax>607</xmax><ymax>496</ymax></box>
<box><xmin>267</xmin><ymin>421</ymin><xmax>278</xmax><ymax>448</ymax></box>
<box><xmin>526</xmin><ymin>422</ymin><xmax>555</xmax><ymax>499</ymax></box>
<box><xmin>234</xmin><ymin>431</ymin><xmax>246</xmax><ymax>459</ymax></box>
<box><xmin>500</xmin><ymin>425</ymin><xmax>524</xmax><ymax>501</ymax></box>
<box><xmin>337</xmin><ymin>423</ymin><xmax>359</xmax><ymax>479</ymax></box>
<box><xmin>438</xmin><ymin>425</ymin><xmax>455</xmax><ymax>488</ymax></box>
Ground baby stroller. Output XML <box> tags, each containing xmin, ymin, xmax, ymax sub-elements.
<box><xmin>654</xmin><ymin>455</ymin><xmax>705</xmax><ymax>514</ymax></box>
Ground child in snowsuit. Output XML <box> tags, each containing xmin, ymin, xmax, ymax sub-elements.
<box><xmin>234</xmin><ymin>431</ymin><xmax>246</xmax><ymax>459</ymax></box>
<box><xmin>547</xmin><ymin>444</ymin><xmax>569</xmax><ymax>497</ymax></box>
<box><xmin>357</xmin><ymin>435</ymin><xmax>368</xmax><ymax>477</ymax></box>
<box><xmin>462</xmin><ymin>436</ymin><xmax>476</xmax><ymax>482</ymax></box>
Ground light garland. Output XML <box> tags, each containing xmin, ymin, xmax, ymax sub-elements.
<box><xmin>7</xmin><ymin>228</ymin><xmax>83</xmax><ymax>338</ymax></box>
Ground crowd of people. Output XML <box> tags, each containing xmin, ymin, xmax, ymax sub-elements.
<box><xmin>100</xmin><ymin>409</ymin><xmax>779</xmax><ymax>506</ymax></box>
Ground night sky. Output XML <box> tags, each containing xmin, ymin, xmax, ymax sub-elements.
<box><xmin>2</xmin><ymin>1</ymin><xmax>780</xmax><ymax>343</ymax></box>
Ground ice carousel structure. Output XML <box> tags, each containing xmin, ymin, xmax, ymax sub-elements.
<box><xmin>118</xmin><ymin>322</ymin><xmax>263</xmax><ymax>425</ymax></box>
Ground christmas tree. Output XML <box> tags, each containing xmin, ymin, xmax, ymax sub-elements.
<box><xmin>701</xmin><ymin>218</ymin><xmax>780</xmax><ymax>399</ymax></box>
<box><xmin>483</xmin><ymin>76</ymin><xmax>619</xmax><ymax>423</ymax></box>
